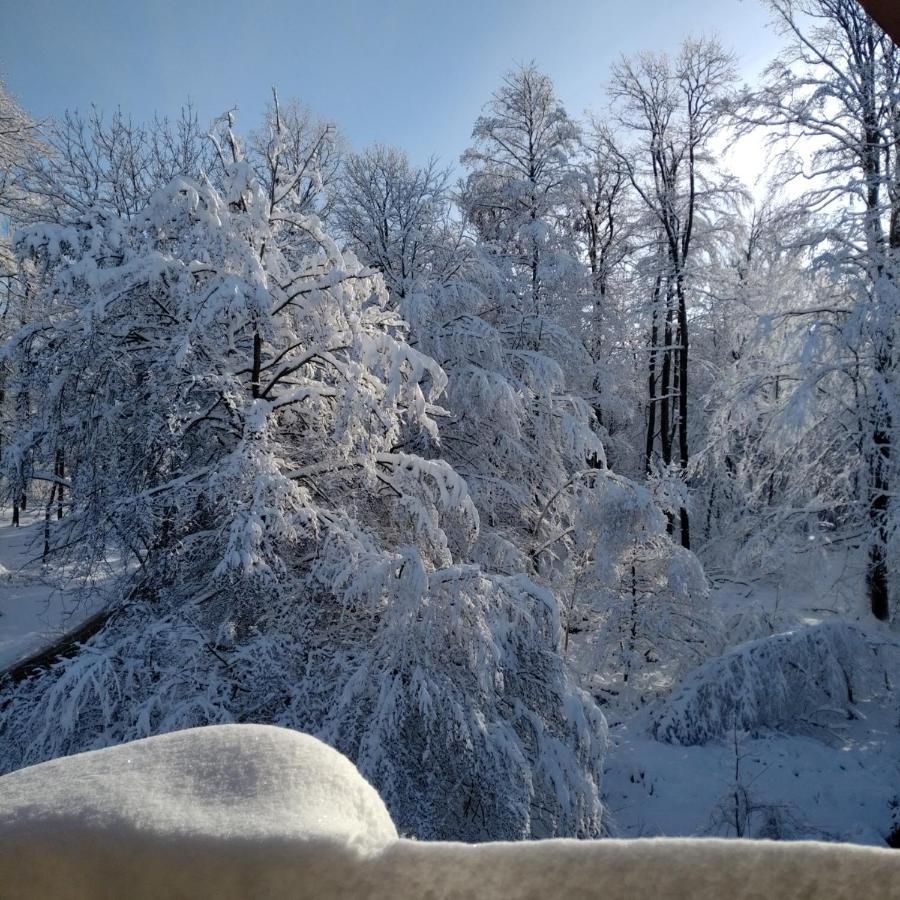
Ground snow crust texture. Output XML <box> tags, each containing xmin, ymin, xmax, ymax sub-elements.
<box><xmin>1</xmin><ymin>724</ymin><xmax>899</xmax><ymax>899</ymax></box>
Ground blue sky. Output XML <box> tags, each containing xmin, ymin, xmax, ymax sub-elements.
<box><xmin>1</xmin><ymin>0</ymin><xmax>782</xmax><ymax>167</ymax></box>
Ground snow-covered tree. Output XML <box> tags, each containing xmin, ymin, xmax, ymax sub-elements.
<box><xmin>246</xmin><ymin>91</ymin><xmax>343</xmax><ymax>245</ymax></box>
<box><xmin>698</xmin><ymin>198</ymin><xmax>828</xmax><ymax>568</ymax></box>
<box><xmin>327</xmin><ymin>110</ymin><xmax>713</xmax><ymax>720</ymax></box>
<box><xmin>403</xmin><ymin>262</ymin><xmax>604</xmax><ymax>567</ymax></box>
<box><xmin>607</xmin><ymin>38</ymin><xmax>739</xmax><ymax>549</ymax></box>
<box><xmin>9</xmin><ymin>104</ymin><xmax>209</xmax><ymax>226</ymax></box>
<box><xmin>566</xmin><ymin>121</ymin><xmax>640</xmax><ymax>471</ymax></box>
<box><xmin>334</xmin><ymin>145</ymin><xmax>462</xmax><ymax>299</ymax></box>
<box><xmin>460</xmin><ymin>63</ymin><xmax>580</xmax><ymax>319</ymax></box>
<box><xmin>329</xmin><ymin>139</ymin><xmax>605</xmax><ymax>571</ymax></box>
<box><xmin>0</xmin><ymin>78</ymin><xmax>39</xmax><ymax>228</ymax></box>
<box><xmin>729</xmin><ymin>0</ymin><xmax>900</xmax><ymax>619</ymax></box>
<box><xmin>531</xmin><ymin>468</ymin><xmax>720</xmax><ymax>713</ymax></box>
<box><xmin>0</xmin><ymin>115</ymin><xmax>608</xmax><ymax>842</ymax></box>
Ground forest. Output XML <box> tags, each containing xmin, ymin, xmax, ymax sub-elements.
<box><xmin>0</xmin><ymin>0</ymin><xmax>898</xmax><ymax>847</ymax></box>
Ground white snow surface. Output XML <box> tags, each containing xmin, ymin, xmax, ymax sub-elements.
<box><xmin>604</xmin><ymin>547</ymin><xmax>900</xmax><ymax>844</ymax></box>
<box><xmin>0</xmin><ymin>723</ymin><xmax>899</xmax><ymax>899</ymax></box>
<box><xmin>0</xmin><ymin>724</ymin><xmax>397</xmax><ymax>850</ymax></box>
<box><xmin>0</xmin><ymin>507</ymin><xmax>106</xmax><ymax>670</ymax></box>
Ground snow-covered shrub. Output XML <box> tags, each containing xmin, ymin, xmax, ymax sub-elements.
<box><xmin>533</xmin><ymin>469</ymin><xmax>721</xmax><ymax>709</ymax></box>
<box><xmin>651</xmin><ymin>622</ymin><xmax>889</xmax><ymax>745</ymax></box>
<box><xmin>0</xmin><ymin>120</ymin><xmax>607</xmax><ymax>841</ymax></box>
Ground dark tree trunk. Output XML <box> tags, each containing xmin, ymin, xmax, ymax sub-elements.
<box><xmin>866</xmin><ymin>345</ymin><xmax>892</xmax><ymax>620</ymax></box>
<box><xmin>645</xmin><ymin>274</ymin><xmax>663</xmax><ymax>473</ymax></box>
<box><xmin>675</xmin><ymin>271</ymin><xmax>691</xmax><ymax>550</ymax></box>
<box><xmin>867</xmin><ymin>437</ymin><xmax>890</xmax><ymax>622</ymax></box>
<box><xmin>56</xmin><ymin>449</ymin><xmax>65</xmax><ymax>520</ymax></box>
<box><xmin>860</xmin><ymin>95</ymin><xmax>893</xmax><ymax>619</ymax></box>
<box><xmin>251</xmin><ymin>331</ymin><xmax>263</xmax><ymax>399</ymax></box>
<box><xmin>659</xmin><ymin>284</ymin><xmax>674</xmax><ymax>468</ymax></box>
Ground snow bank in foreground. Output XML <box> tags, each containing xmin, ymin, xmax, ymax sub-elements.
<box><xmin>1</xmin><ymin>725</ymin><xmax>899</xmax><ymax>899</ymax></box>
<box><xmin>651</xmin><ymin>622</ymin><xmax>891</xmax><ymax>745</ymax></box>
<box><xmin>0</xmin><ymin>724</ymin><xmax>396</xmax><ymax>852</ymax></box>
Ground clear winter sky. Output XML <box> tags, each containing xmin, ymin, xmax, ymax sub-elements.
<box><xmin>0</xmin><ymin>0</ymin><xmax>782</xmax><ymax>179</ymax></box>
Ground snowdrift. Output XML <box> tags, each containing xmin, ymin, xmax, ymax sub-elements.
<box><xmin>1</xmin><ymin>724</ymin><xmax>899</xmax><ymax>899</ymax></box>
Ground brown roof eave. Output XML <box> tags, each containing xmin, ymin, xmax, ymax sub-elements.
<box><xmin>857</xmin><ymin>0</ymin><xmax>900</xmax><ymax>46</ymax></box>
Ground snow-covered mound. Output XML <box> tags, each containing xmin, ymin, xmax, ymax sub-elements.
<box><xmin>0</xmin><ymin>724</ymin><xmax>397</xmax><ymax>898</ymax></box>
<box><xmin>1</xmin><ymin>724</ymin><xmax>900</xmax><ymax>898</ymax></box>
<box><xmin>0</xmin><ymin>723</ymin><xmax>396</xmax><ymax>848</ymax></box>
<box><xmin>651</xmin><ymin>622</ymin><xmax>891</xmax><ymax>745</ymax></box>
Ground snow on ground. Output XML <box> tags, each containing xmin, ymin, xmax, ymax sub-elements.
<box><xmin>605</xmin><ymin>711</ymin><xmax>900</xmax><ymax>844</ymax></box>
<box><xmin>0</xmin><ymin>507</ymin><xmax>107</xmax><ymax>670</ymax></box>
<box><xmin>1</xmin><ymin>723</ymin><xmax>899</xmax><ymax>900</ymax></box>
<box><xmin>604</xmin><ymin>541</ymin><xmax>900</xmax><ymax>845</ymax></box>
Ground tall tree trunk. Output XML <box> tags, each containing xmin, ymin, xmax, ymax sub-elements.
<box><xmin>675</xmin><ymin>270</ymin><xmax>691</xmax><ymax>549</ymax></box>
<box><xmin>867</xmin><ymin>412</ymin><xmax>891</xmax><ymax>620</ymax></box>
<box><xmin>861</xmin><ymin>94</ymin><xmax>892</xmax><ymax>619</ymax></box>
<box><xmin>659</xmin><ymin>282</ymin><xmax>674</xmax><ymax>468</ymax></box>
<box><xmin>56</xmin><ymin>448</ymin><xmax>64</xmax><ymax>520</ymax></box>
<box><xmin>645</xmin><ymin>274</ymin><xmax>663</xmax><ymax>473</ymax></box>
<box><xmin>867</xmin><ymin>247</ymin><xmax>893</xmax><ymax>620</ymax></box>
<box><xmin>659</xmin><ymin>280</ymin><xmax>676</xmax><ymax>536</ymax></box>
